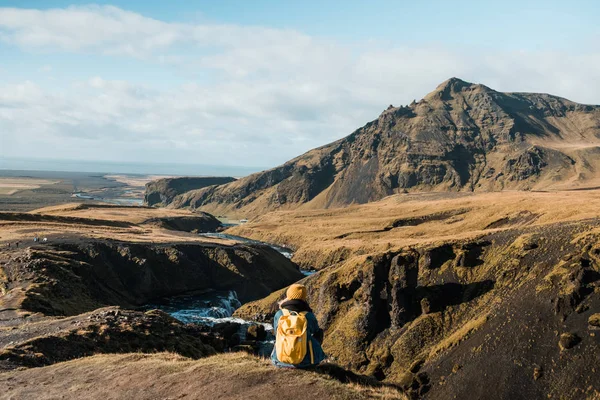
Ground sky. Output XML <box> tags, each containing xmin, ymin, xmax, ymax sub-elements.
<box><xmin>1</xmin><ymin>1</ymin><xmax>599</xmax><ymax>174</ymax></box>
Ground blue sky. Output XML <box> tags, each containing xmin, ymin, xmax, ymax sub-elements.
<box><xmin>9</xmin><ymin>0</ymin><xmax>598</xmax><ymax>50</ymax></box>
<box><xmin>1</xmin><ymin>1</ymin><xmax>599</xmax><ymax>172</ymax></box>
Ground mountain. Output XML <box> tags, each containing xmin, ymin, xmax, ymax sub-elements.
<box><xmin>144</xmin><ymin>176</ymin><xmax>236</xmax><ymax>207</ymax></box>
<box><xmin>162</xmin><ymin>78</ymin><xmax>600</xmax><ymax>216</ymax></box>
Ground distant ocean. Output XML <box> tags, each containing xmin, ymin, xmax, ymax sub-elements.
<box><xmin>0</xmin><ymin>157</ymin><xmax>264</xmax><ymax>177</ymax></box>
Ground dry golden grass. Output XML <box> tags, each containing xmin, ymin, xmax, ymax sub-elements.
<box><xmin>0</xmin><ymin>203</ymin><xmax>239</xmax><ymax>245</ymax></box>
<box><xmin>0</xmin><ymin>352</ymin><xmax>407</xmax><ymax>400</ymax></box>
<box><xmin>228</xmin><ymin>190</ymin><xmax>600</xmax><ymax>269</ymax></box>
<box><xmin>31</xmin><ymin>202</ymin><xmax>202</xmax><ymax>223</ymax></box>
<box><xmin>428</xmin><ymin>314</ymin><xmax>489</xmax><ymax>359</ymax></box>
<box><xmin>0</xmin><ymin>177</ymin><xmax>59</xmax><ymax>195</ymax></box>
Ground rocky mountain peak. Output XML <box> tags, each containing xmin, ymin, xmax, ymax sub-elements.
<box><xmin>153</xmin><ymin>80</ymin><xmax>600</xmax><ymax>217</ymax></box>
<box><xmin>436</xmin><ymin>76</ymin><xmax>472</xmax><ymax>91</ymax></box>
<box><xmin>423</xmin><ymin>77</ymin><xmax>494</xmax><ymax>103</ymax></box>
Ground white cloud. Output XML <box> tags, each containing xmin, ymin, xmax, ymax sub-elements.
<box><xmin>0</xmin><ymin>5</ymin><xmax>310</xmax><ymax>60</ymax></box>
<box><xmin>0</xmin><ymin>5</ymin><xmax>183</xmax><ymax>57</ymax></box>
<box><xmin>0</xmin><ymin>6</ymin><xmax>600</xmax><ymax>168</ymax></box>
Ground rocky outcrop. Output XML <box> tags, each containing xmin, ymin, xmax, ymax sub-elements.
<box><xmin>235</xmin><ymin>220</ymin><xmax>600</xmax><ymax>399</ymax></box>
<box><xmin>144</xmin><ymin>177</ymin><xmax>236</xmax><ymax>207</ymax></box>
<box><xmin>0</xmin><ymin>307</ymin><xmax>222</xmax><ymax>370</ymax></box>
<box><xmin>143</xmin><ymin>212</ymin><xmax>222</xmax><ymax>232</ymax></box>
<box><xmin>167</xmin><ymin>78</ymin><xmax>600</xmax><ymax>217</ymax></box>
<box><xmin>1</xmin><ymin>240</ymin><xmax>303</xmax><ymax>317</ymax></box>
<box><xmin>0</xmin><ymin>210</ymin><xmax>221</xmax><ymax>233</ymax></box>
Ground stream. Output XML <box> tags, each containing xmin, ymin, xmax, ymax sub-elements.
<box><xmin>73</xmin><ymin>192</ymin><xmax>144</xmax><ymax>206</ymax></box>
<box><xmin>146</xmin><ymin>289</ymin><xmax>276</xmax><ymax>356</ymax></box>
<box><xmin>198</xmin><ymin>232</ymin><xmax>295</xmax><ymax>259</ymax></box>
<box><xmin>147</xmin><ymin>233</ymin><xmax>316</xmax><ymax>356</ymax></box>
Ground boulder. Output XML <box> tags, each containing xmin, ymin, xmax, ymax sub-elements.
<box><xmin>558</xmin><ymin>333</ymin><xmax>580</xmax><ymax>350</ymax></box>
<box><xmin>246</xmin><ymin>324</ymin><xmax>267</xmax><ymax>341</ymax></box>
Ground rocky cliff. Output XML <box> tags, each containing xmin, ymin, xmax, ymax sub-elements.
<box><xmin>168</xmin><ymin>78</ymin><xmax>600</xmax><ymax>217</ymax></box>
<box><xmin>235</xmin><ymin>217</ymin><xmax>600</xmax><ymax>399</ymax></box>
<box><xmin>1</xmin><ymin>240</ymin><xmax>303</xmax><ymax>317</ymax></box>
<box><xmin>144</xmin><ymin>176</ymin><xmax>236</xmax><ymax>207</ymax></box>
<box><xmin>142</xmin><ymin>212</ymin><xmax>223</xmax><ymax>232</ymax></box>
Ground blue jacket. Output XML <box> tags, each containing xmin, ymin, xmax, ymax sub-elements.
<box><xmin>271</xmin><ymin>303</ymin><xmax>326</xmax><ymax>368</ymax></box>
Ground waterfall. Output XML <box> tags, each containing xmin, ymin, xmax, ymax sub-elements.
<box><xmin>146</xmin><ymin>290</ymin><xmax>272</xmax><ymax>330</ymax></box>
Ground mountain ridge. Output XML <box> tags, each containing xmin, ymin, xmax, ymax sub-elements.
<box><xmin>157</xmin><ymin>78</ymin><xmax>600</xmax><ymax>217</ymax></box>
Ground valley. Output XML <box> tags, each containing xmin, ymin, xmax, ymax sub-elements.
<box><xmin>0</xmin><ymin>170</ymin><xmax>163</xmax><ymax>212</ymax></box>
<box><xmin>2</xmin><ymin>78</ymin><xmax>600</xmax><ymax>400</ymax></box>
<box><xmin>0</xmin><ymin>202</ymin><xmax>403</xmax><ymax>398</ymax></box>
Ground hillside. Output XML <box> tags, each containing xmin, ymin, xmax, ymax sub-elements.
<box><xmin>0</xmin><ymin>353</ymin><xmax>406</xmax><ymax>400</ymax></box>
<box><xmin>232</xmin><ymin>190</ymin><xmax>600</xmax><ymax>399</ymax></box>
<box><xmin>144</xmin><ymin>176</ymin><xmax>236</xmax><ymax>207</ymax></box>
<box><xmin>0</xmin><ymin>202</ymin><xmax>405</xmax><ymax>399</ymax></box>
<box><xmin>3</xmin><ymin>192</ymin><xmax>600</xmax><ymax>399</ymax></box>
<box><xmin>0</xmin><ymin>204</ymin><xmax>303</xmax><ymax>318</ymax></box>
<box><xmin>160</xmin><ymin>78</ymin><xmax>600</xmax><ymax>217</ymax></box>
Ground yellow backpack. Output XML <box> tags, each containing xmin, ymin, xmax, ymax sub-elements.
<box><xmin>275</xmin><ymin>309</ymin><xmax>314</xmax><ymax>365</ymax></box>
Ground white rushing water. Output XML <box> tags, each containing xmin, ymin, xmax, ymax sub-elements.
<box><xmin>147</xmin><ymin>233</ymin><xmax>316</xmax><ymax>356</ymax></box>
<box><xmin>147</xmin><ymin>290</ymin><xmax>275</xmax><ymax>356</ymax></box>
<box><xmin>147</xmin><ymin>290</ymin><xmax>272</xmax><ymax>332</ymax></box>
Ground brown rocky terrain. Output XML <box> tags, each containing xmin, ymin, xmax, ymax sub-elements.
<box><xmin>0</xmin><ymin>203</ymin><xmax>235</xmax><ymax>244</ymax></box>
<box><xmin>144</xmin><ymin>176</ymin><xmax>236</xmax><ymax>207</ymax></box>
<box><xmin>4</xmin><ymin>77</ymin><xmax>600</xmax><ymax>398</ymax></box>
<box><xmin>228</xmin><ymin>190</ymin><xmax>600</xmax><ymax>271</ymax></box>
<box><xmin>0</xmin><ymin>307</ymin><xmax>222</xmax><ymax>371</ymax></box>
<box><xmin>0</xmin><ymin>202</ymin><xmax>406</xmax><ymax>399</ymax></box>
<box><xmin>4</xmin><ymin>192</ymin><xmax>600</xmax><ymax>399</ymax></box>
<box><xmin>0</xmin><ymin>203</ymin><xmax>303</xmax><ymax>320</ymax></box>
<box><xmin>154</xmin><ymin>78</ymin><xmax>600</xmax><ymax>218</ymax></box>
<box><xmin>233</xmin><ymin>190</ymin><xmax>600</xmax><ymax>399</ymax></box>
<box><xmin>0</xmin><ymin>239</ymin><xmax>301</xmax><ymax>317</ymax></box>
<box><xmin>2</xmin><ymin>192</ymin><xmax>600</xmax><ymax>399</ymax></box>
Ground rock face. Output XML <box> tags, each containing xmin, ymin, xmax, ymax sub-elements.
<box><xmin>143</xmin><ymin>212</ymin><xmax>222</xmax><ymax>232</ymax></box>
<box><xmin>144</xmin><ymin>177</ymin><xmax>236</xmax><ymax>207</ymax></box>
<box><xmin>236</xmin><ymin>220</ymin><xmax>600</xmax><ymax>399</ymax></box>
<box><xmin>1</xmin><ymin>240</ymin><xmax>303</xmax><ymax>317</ymax></box>
<box><xmin>169</xmin><ymin>78</ymin><xmax>600</xmax><ymax>216</ymax></box>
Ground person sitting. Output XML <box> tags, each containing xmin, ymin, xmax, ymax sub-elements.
<box><xmin>271</xmin><ymin>284</ymin><xmax>326</xmax><ymax>368</ymax></box>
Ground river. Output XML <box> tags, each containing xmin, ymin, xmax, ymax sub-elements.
<box><xmin>147</xmin><ymin>233</ymin><xmax>316</xmax><ymax>356</ymax></box>
<box><xmin>198</xmin><ymin>232</ymin><xmax>295</xmax><ymax>259</ymax></box>
<box><xmin>198</xmin><ymin>232</ymin><xmax>317</xmax><ymax>278</ymax></box>
<box><xmin>73</xmin><ymin>192</ymin><xmax>144</xmax><ymax>206</ymax></box>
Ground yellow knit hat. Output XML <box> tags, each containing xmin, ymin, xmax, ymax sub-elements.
<box><xmin>286</xmin><ymin>284</ymin><xmax>308</xmax><ymax>301</ymax></box>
